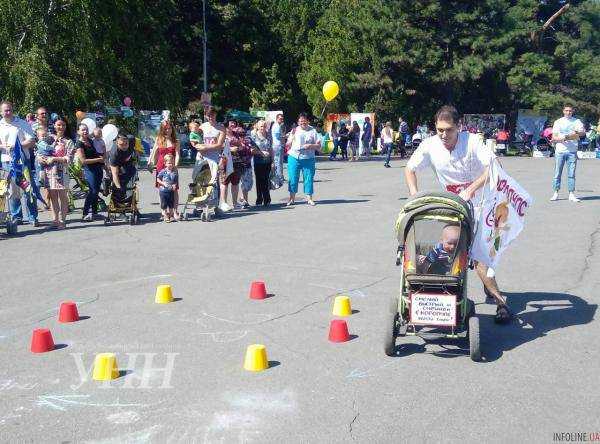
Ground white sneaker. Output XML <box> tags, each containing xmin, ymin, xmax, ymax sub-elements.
<box><xmin>550</xmin><ymin>192</ymin><xmax>559</xmax><ymax>201</ymax></box>
<box><xmin>218</xmin><ymin>202</ymin><xmax>232</xmax><ymax>212</ymax></box>
<box><xmin>233</xmin><ymin>203</ymin><xmax>244</xmax><ymax>211</ymax></box>
<box><xmin>569</xmin><ymin>193</ymin><xmax>581</xmax><ymax>203</ymax></box>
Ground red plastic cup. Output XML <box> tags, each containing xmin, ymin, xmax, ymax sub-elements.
<box><xmin>30</xmin><ymin>328</ymin><xmax>55</xmax><ymax>353</ymax></box>
<box><xmin>328</xmin><ymin>320</ymin><xmax>350</xmax><ymax>343</ymax></box>
<box><xmin>249</xmin><ymin>281</ymin><xmax>267</xmax><ymax>300</ymax></box>
<box><xmin>58</xmin><ymin>301</ymin><xmax>79</xmax><ymax>323</ymax></box>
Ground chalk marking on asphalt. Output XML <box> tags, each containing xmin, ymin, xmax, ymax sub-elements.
<box><xmin>198</xmin><ymin>330</ymin><xmax>249</xmax><ymax>343</ymax></box>
<box><xmin>0</xmin><ymin>413</ymin><xmax>22</xmax><ymax>424</ymax></box>
<box><xmin>43</xmin><ymin>295</ymin><xmax>100</xmax><ymax>314</ymax></box>
<box><xmin>225</xmin><ymin>389</ymin><xmax>297</xmax><ymax>412</ymax></box>
<box><xmin>201</xmin><ymin>311</ymin><xmax>273</xmax><ymax>326</ymax></box>
<box><xmin>85</xmin><ymin>424</ymin><xmax>162</xmax><ymax>444</ymax></box>
<box><xmin>346</xmin><ymin>360</ymin><xmax>399</xmax><ymax>379</ymax></box>
<box><xmin>36</xmin><ymin>394</ymin><xmax>150</xmax><ymax>412</ymax></box>
<box><xmin>0</xmin><ymin>379</ymin><xmax>39</xmax><ymax>391</ymax></box>
<box><xmin>0</xmin><ymin>295</ymin><xmax>103</xmax><ymax>341</ymax></box>
<box><xmin>254</xmin><ymin>276</ymin><xmax>392</xmax><ymax>325</ymax></box>
<box><xmin>106</xmin><ymin>410</ymin><xmax>141</xmax><ymax>425</ymax></box>
<box><xmin>79</xmin><ymin>274</ymin><xmax>174</xmax><ymax>291</ymax></box>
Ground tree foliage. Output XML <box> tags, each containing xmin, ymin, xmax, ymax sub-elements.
<box><xmin>0</xmin><ymin>0</ymin><xmax>598</xmax><ymax>125</ymax></box>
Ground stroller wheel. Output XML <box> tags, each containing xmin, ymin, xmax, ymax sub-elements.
<box><xmin>6</xmin><ymin>220</ymin><xmax>18</xmax><ymax>235</ymax></box>
<box><xmin>468</xmin><ymin>316</ymin><xmax>481</xmax><ymax>362</ymax></box>
<box><xmin>383</xmin><ymin>295</ymin><xmax>399</xmax><ymax>356</ymax></box>
<box><xmin>104</xmin><ymin>216</ymin><xmax>111</xmax><ymax>225</ymax></box>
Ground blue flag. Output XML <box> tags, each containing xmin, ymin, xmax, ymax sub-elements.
<box><xmin>8</xmin><ymin>136</ymin><xmax>23</xmax><ymax>181</ymax></box>
<box><xmin>10</xmin><ymin>137</ymin><xmax>47</xmax><ymax>207</ymax></box>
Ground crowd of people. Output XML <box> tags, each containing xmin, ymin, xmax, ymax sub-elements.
<box><xmin>0</xmin><ymin>97</ymin><xmax>594</xmax><ymax>235</ymax></box>
<box><xmin>0</xmin><ymin>102</ymin><xmax>327</xmax><ymax>231</ymax></box>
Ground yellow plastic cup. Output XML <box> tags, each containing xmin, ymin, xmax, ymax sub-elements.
<box><xmin>155</xmin><ymin>284</ymin><xmax>173</xmax><ymax>304</ymax></box>
<box><xmin>332</xmin><ymin>295</ymin><xmax>352</xmax><ymax>316</ymax></box>
<box><xmin>92</xmin><ymin>353</ymin><xmax>119</xmax><ymax>381</ymax></box>
<box><xmin>243</xmin><ymin>344</ymin><xmax>269</xmax><ymax>372</ymax></box>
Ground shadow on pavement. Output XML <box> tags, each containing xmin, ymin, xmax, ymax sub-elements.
<box><xmin>315</xmin><ymin>199</ymin><xmax>370</xmax><ymax>205</ymax></box>
<box><xmin>388</xmin><ymin>291</ymin><xmax>596</xmax><ymax>362</ymax></box>
<box><xmin>481</xmin><ymin>291</ymin><xmax>597</xmax><ymax>362</ymax></box>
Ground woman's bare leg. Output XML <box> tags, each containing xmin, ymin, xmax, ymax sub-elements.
<box><xmin>48</xmin><ymin>190</ymin><xmax>60</xmax><ymax>224</ymax></box>
<box><xmin>58</xmin><ymin>190</ymin><xmax>68</xmax><ymax>226</ymax></box>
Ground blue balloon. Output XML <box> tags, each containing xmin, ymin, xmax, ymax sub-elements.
<box><xmin>50</xmin><ymin>113</ymin><xmax>59</xmax><ymax>121</ymax></box>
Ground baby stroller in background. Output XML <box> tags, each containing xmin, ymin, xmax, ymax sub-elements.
<box><xmin>513</xmin><ymin>132</ymin><xmax>534</xmax><ymax>156</ymax></box>
<box><xmin>405</xmin><ymin>133</ymin><xmax>421</xmax><ymax>157</ymax></box>
<box><xmin>68</xmin><ymin>161</ymin><xmax>88</xmax><ymax>210</ymax></box>
<box><xmin>182</xmin><ymin>159</ymin><xmax>219</xmax><ymax>222</ymax></box>
<box><xmin>68</xmin><ymin>161</ymin><xmax>107</xmax><ymax>212</ymax></box>
<box><xmin>104</xmin><ymin>157</ymin><xmax>141</xmax><ymax>226</ymax></box>
<box><xmin>495</xmin><ymin>129</ymin><xmax>510</xmax><ymax>156</ymax></box>
<box><xmin>0</xmin><ymin>171</ymin><xmax>18</xmax><ymax>235</ymax></box>
<box><xmin>533</xmin><ymin>136</ymin><xmax>554</xmax><ymax>157</ymax></box>
<box><xmin>384</xmin><ymin>191</ymin><xmax>481</xmax><ymax>361</ymax></box>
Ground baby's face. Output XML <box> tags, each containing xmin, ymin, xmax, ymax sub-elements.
<box><xmin>441</xmin><ymin>227</ymin><xmax>460</xmax><ymax>254</ymax></box>
<box><xmin>37</xmin><ymin>130</ymin><xmax>51</xmax><ymax>143</ymax></box>
<box><xmin>93</xmin><ymin>129</ymin><xmax>102</xmax><ymax>139</ymax></box>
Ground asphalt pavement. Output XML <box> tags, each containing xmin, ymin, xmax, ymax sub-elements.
<box><xmin>1</xmin><ymin>155</ymin><xmax>598</xmax><ymax>443</ymax></box>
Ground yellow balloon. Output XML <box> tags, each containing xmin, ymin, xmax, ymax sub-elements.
<box><xmin>322</xmin><ymin>81</ymin><xmax>340</xmax><ymax>102</ymax></box>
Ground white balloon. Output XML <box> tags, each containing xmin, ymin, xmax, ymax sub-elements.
<box><xmin>81</xmin><ymin>117</ymin><xmax>97</xmax><ymax>133</ymax></box>
<box><xmin>102</xmin><ymin>124</ymin><xmax>119</xmax><ymax>151</ymax></box>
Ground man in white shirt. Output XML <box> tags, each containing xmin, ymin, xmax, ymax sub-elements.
<box><xmin>550</xmin><ymin>104</ymin><xmax>585</xmax><ymax>202</ymax></box>
<box><xmin>270</xmin><ymin>113</ymin><xmax>286</xmax><ymax>187</ymax></box>
<box><xmin>0</xmin><ymin>101</ymin><xmax>38</xmax><ymax>225</ymax></box>
<box><xmin>404</xmin><ymin>105</ymin><xmax>511</xmax><ymax>323</ymax></box>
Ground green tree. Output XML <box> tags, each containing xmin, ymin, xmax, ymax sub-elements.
<box><xmin>0</xmin><ymin>0</ymin><xmax>183</xmax><ymax>116</ymax></box>
<box><xmin>249</xmin><ymin>63</ymin><xmax>292</xmax><ymax>110</ymax></box>
<box><xmin>300</xmin><ymin>0</ymin><xmax>515</xmax><ymax>125</ymax></box>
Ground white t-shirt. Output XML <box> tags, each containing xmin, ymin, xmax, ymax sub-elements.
<box><xmin>197</xmin><ymin>122</ymin><xmax>224</xmax><ymax>162</ymax></box>
<box><xmin>288</xmin><ymin>126</ymin><xmax>318</xmax><ymax>160</ymax></box>
<box><xmin>382</xmin><ymin>127</ymin><xmax>394</xmax><ymax>144</ymax></box>
<box><xmin>0</xmin><ymin>117</ymin><xmax>34</xmax><ymax>162</ymax></box>
<box><xmin>552</xmin><ymin>116</ymin><xmax>584</xmax><ymax>154</ymax></box>
<box><xmin>406</xmin><ymin>131</ymin><xmax>494</xmax><ymax>202</ymax></box>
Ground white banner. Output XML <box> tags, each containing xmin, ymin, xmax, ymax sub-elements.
<box><xmin>471</xmin><ymin>160</ymin><xmax>533</xmax><ymax>268</ymax></box>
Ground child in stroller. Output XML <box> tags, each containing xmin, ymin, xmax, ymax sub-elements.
<box><xmin>417</xmin><ymin>224</ymin><xmax>460</xmax><ymax>275</ymax></box>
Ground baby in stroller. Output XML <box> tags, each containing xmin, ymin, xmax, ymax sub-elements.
<box><xmin>417</xmin><ymin>224</ymin><xmax>460</xmax><ymax>275</ymax></box>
